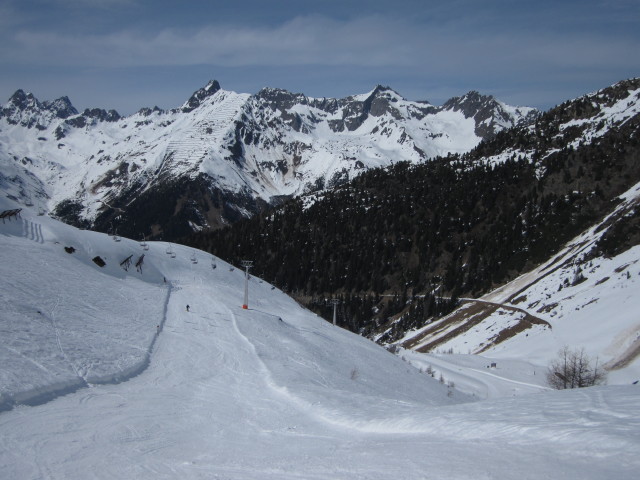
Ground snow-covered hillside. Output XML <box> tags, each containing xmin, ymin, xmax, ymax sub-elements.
<box><xmin>1</xmin><ymin>200</ymin><xmax>639</xmax><ymax>479</ymax></box>
<box><xmin>399</xmin><ymin>180</ymin><xmax>640</xmax><ymax>386</ymax></box>
<box><xmin>0</xmin><ymin>195</ymin><xmax>459</xmax><ymax>412</ymax></box>
<box><xmin>479</xmin><ymin>78</ymin><xmax>640</xmax><ymax>168</ymax></box>
<box><xmin>0</xmin><ymin>81</ymin><xmax>536</xmax><ymax>238</ymax></box>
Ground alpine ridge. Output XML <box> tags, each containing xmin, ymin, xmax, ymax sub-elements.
<box><xmin>0</xmin><ymin>81</ymin><xmax>536</xmax><ymax>240</ymax></box>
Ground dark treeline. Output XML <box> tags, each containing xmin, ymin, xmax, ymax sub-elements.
<box><xmin>186</xmin><ymin>85</ymin><xmax>640</xmax><ymax>339</ymax></box>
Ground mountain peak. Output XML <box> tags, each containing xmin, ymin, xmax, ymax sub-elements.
<box><xmin>256</xmin><ymin>87</ymin><xmax>309</xmax><ymax>111</ymax></box>
<box><xmin>442</xmin><ymin>90</ymin><xmax>538</xmax><ymax>137</ymax></box>
<box><xmin>3</xmin><ymin>90</ymin><xmax>78</xmax><ymax>120</ymax></box>
<box><xmin>204</xmin><ymin>79</ymin><xmax>221</xmax><ymax>92</ymax></box>
<box><xmin>7</xmin><ymin>89</ymin><xmax>39</xmax><ymax>111</ymax></box>
<box><xmin>368</xmin><ymin>84</ymin><xmax>403</xmax><ymax>101</ymax></box>
<box><xmin>1</xmin><ymin>90</ymin><xmax>45</xmax><ymax>127</ymax></box>
<box><xmin>182</xmin><ymin>80</ymin><xmax>222</xmax><ymax>113</ymax></box>
<box><xmin>372</xmin><ymin>84</ymin><xmax>391</xmax><ymax>93</ymax></box>
<box><xmin>43</xmin><ymin>96</ymin><xmax>78</xmax><ymax>119</ymax></box>
<box><xmin>443</xmin><ymin>90</ymin><xmax>497</xmax><ymax>116</ymax></box>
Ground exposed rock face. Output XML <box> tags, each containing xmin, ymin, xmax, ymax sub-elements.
<box><xmin>1</xmin><ymin>90</ymin><xmax>79</xmax><ymax>128</ymax></box>
<box><xmin>182</xmin><ymin>80</ymin><xmax>222</xmax><ymax>113</ymax></box>
<box><xmin>443</xmin><ymin>91</ymin><xmax>538</xmax><ymax>138</ymax></box>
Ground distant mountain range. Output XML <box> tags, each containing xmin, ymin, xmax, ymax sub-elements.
<box><xmin>0</xmin><ymin>80</ymin><xmax>537</xmax><ymax>240</ymax></box>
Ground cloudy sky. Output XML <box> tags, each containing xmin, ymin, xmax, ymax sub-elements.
<box><xmin>1</xmin><ymin>0</ymin><xmax>638</xmax><ymax>115</ymax></box>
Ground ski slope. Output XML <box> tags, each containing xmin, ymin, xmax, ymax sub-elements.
<box><xmin>1</xmin><ymin>199</ymin><xmax>639</xmax><ymax>479</ymax></box>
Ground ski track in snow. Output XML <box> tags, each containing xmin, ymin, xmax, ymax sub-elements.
<box><xmin>0</xmin><ymin>200</ymin><xmax>639</xmax><ymax>479</ymax></box>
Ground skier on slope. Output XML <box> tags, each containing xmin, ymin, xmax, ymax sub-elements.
<box><xmin>186</xmin><ymin>305</ymin><xmax>190</xmax><ymax>312</ymax></box>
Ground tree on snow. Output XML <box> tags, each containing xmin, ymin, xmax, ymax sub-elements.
<box><xmin>546</xmin><ymin>346</ymin><xmax>607</xmax><ymax>389</ymax></box>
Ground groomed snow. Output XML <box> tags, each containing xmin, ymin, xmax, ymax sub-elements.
<box><xmin>1</xmin><ymin>198</ymin><xmax>639</xmax><ymax>479</ymax></box>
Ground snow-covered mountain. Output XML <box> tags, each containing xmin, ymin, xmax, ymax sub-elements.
<box><xmin>0</xmin><ymin>81</ymin><xmax>537</xmax><ymax>239</ymax></box>
<box><xmin>190</xmin><ymin>78</ymin><xmax>640</xmax><ymax>377</ymax></box>
<box><xmin>371</xmin><ymin>79</ymin><xmax>640</xmax><ymax>376</ymax></box>
<box><xmin>472</xmin><ymin>77</ymin><xmax>640</xmax><ymax>167</ymax></box>
<box><xmin>1</xmin><ymin>195</ymin><xmax>638</xmax><ymax>479</ymax></box>
<box><xmin>396</xmin><ymin>180</ymin><xmax>640</xmax><ymax>386</ymax></box>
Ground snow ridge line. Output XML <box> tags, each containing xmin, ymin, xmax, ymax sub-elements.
<box><xmin>0</xmin><ymin>280</ymin><xmax>173</xmax><ymax>413</ymax></box>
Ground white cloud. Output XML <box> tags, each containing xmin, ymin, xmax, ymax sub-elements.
<box><xmin>1</xmin><ymin>13</ymin><xmax>637</xmax><ymax>91</ymax></box>
<box><xmin>2</xmin><ymin>15</ymin><xmax>412</xmax><ymax>67</ymax></box>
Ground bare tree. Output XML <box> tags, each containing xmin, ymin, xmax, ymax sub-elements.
<box><xmin>546</xmin><ymin>346</ymin><xmax>607</xmax><ymax>389</ymax></box>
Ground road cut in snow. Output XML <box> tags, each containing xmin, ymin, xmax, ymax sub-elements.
<box><xmin>1</xmin><ymin>199</ymin><xmax>639</xmax><ymax>479</ymax></box>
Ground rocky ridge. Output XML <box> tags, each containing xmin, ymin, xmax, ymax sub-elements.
<box><xmin>0</xmin><ymin>81</ymin><xmax>537</xmax><ymax>239</ymax></box>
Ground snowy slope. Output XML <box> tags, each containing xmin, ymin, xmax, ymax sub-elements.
<box><xmin>479</xmin><ymin>186</ymin><xmax>640</xmax><ymax>386</ymax></box>
<box><xmin>1</xmin><ymin>201</ymin><xmax>639</xmax><ymax>479</ymax></box>
<box><xmin>399</xmin><ymin>181</ymin><xmax>640</xmax><ymax>387</ymax></box>
<box><xmin>0</xmin><ymin>196</ymin><xmax>460</xmax><ymax>412</ymax></box>
<box><xmin>479</xmin><ymin>78</ymin><xmax>640</xmax><ymax>168</ymax></box>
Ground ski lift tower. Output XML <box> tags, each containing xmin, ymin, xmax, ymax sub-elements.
<box><xmin>330</xmin><ymin>298</ymin><xmax>340</xmax><ymax>326</ymax></box>
<box><xmin>241</xmin><ymin>260</ymin><xmax>253</xmax><ymax>309</ymax></box>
